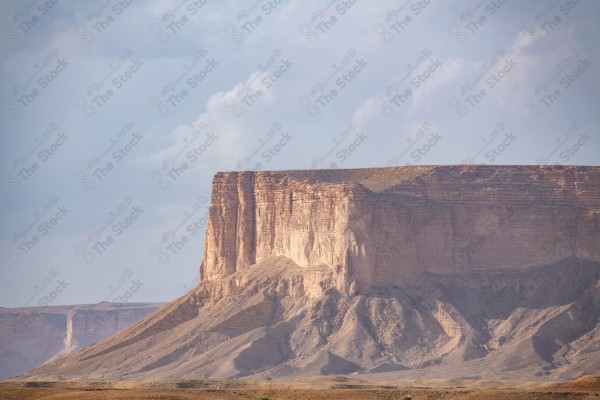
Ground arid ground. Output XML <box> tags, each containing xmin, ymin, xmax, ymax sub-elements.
<box><xmin>1</xmin><ymin>376</ymin><xmax>599</xmax><ymax>400</ymax></box>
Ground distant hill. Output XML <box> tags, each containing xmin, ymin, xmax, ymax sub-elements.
<box><xmin>0</xmin><ymin>302</ymin><xmax>163</xmax><ymax>379</ymax></box>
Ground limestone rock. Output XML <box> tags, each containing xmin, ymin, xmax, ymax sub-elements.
<box><xmin>14</xmin><ymin>165</ymin><xmax>600</xmax><ymax>382</ymax></box>
<box><xmin>202</xmin><ymin>166</ymin><xmax>600</xmax><ymax>292</ymax></box>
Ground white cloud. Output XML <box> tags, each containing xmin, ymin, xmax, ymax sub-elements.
<box><xmin>135</xmin><ymin>70</ymin><xmax>281</xmax><ymax>173</ymax></box>
<box><xmin>489</xmin><ymin>25</ymin><xmax>581</xmax><ymax>108</ymax></box>
<box><xmin>409</xmin><ymin>57</ymin><xmax>464</xmax><ymax>112</ymax></box>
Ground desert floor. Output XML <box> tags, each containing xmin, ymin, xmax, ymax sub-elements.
<box><xmin>1</xmin><ymin>377</ymin><xmax>599</xmax><ymax>400</ymax></box>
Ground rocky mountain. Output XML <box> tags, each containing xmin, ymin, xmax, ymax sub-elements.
<box><xmin>0</xmin><ymin>302</ymin><xmax>162</xmax><ymax>379</ymax></box>
<box><xmin>15</xmin><ymin>165</ymin><xmax>600</xmax><ymax>381</ymax></box>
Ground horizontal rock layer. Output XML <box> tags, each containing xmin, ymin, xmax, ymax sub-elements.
<box><xmin>15</xmin><ymin>165</ymin><xmax>600</xmax><ymax>382</ymax></box>
<box><xmin>202</xmin><ymin>165</ymin><xmax>600</xmax><ymax>292</ymax></box>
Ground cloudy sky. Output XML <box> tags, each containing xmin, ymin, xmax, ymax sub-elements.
<box><xmin>1</xmin><ymin>0</ymin><xmax>599</xmax><ymax>307</ymax></box>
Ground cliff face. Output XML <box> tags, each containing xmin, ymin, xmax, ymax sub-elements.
<box><xmin>0</xmin><ymin>303</ymin><xmax>162</xmax><ymax>379</ymax></box>
<box><xmin>201</xmin><ymin>166</ymin><xmax>600</xmax><ymax>292</ymax></box>
<box><xmin>202</xmin><ymin>172</ymin><xmax>356</xmax><ymax>291</ymax></box>
<box><xmin>16</xmin><ymin>165</ymin><xmax>600</xmax><ymax>382</ymax></box>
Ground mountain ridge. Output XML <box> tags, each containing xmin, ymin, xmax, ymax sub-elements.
<box><xmin>14</xmin><ymin>165</ymin><xmax>600</xmax><ymax>381</ymax></box>
<box><xmin>0</xmin><ymin>302</ymin><xmax>163</xmax><ymax>379</ymax></box>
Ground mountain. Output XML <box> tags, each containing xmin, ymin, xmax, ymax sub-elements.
<box><xmin>0</xmin><ymin>302</ymin><xmax>163</xmax><ymax>379</ymax></box>
<box><xmin>15</xmin><ymin>165</ymin><xmax>600</xmax><ymax>381</ymax></box>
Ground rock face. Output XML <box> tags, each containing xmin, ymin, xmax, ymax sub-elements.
<box><xmin>203</xmin><ymin>166</ymin><xmax>600</xmax><ymax>292</ymax></box>
<box><xmin>0</xmin><ymin>302</ymin><xmax>162</xmax><ymax>379</ymax></box>
<box><xmin>16</xmin><ymin>165</ymin><xmax>600</xmax><ymax>382</ymax></box>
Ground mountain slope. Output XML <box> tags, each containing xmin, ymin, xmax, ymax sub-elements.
<box><xmin>14</xmin><ymin>165</ymin><xmax>600</xmax><ymax>381</ymax></box>
<box><xmin>18</xmin><ymin>256</ymin><xmax>600</xmax><ymax>381</ymax></box>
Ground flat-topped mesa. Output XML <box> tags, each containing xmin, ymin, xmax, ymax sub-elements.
<box><xmin>200</xmin><ymin>165</ymin><xmax>600</xmax><ymax>293</ymax></box>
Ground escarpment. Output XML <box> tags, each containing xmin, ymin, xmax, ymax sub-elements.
<box><xmin>0</xmin><ymin>302</ymin><xmax>162</xmax><ymax>379</ymax></box>
<box><xmin>15</xmin><ymin>165</ymin><xmax>600</xmax><ymax>382</ymax></box>
<box><xmin>201</xmin><ymin>166</ymin><xmax>600</xmax><ymax>292</ymax></box>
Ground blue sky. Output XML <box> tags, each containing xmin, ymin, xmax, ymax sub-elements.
<box><xmin>1</xmin><ymin>0</ymin><xmax>599</xmax><ymax>307</ymax></box>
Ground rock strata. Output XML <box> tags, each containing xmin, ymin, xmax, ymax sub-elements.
<box><xmin>202</xmin><ymin>166</ymin><xmax>600</xmax><ymax>292</ymax></box>
<box><xmin>15</xmin><ymin>165</ymin><xmax>600</xmax><ymax>381</ymax></box>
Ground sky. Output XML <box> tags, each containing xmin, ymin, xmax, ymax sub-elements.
<box><xmin>1</xmin><ymin>0</ymin><xmax>599</xmax><ymax>307</ymax></box>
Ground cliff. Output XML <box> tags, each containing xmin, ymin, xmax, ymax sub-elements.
<box><xmin>202</xmin><ymin>166</ymin><xmax>600</xmax><ymax>291</ymax></box>
<box><xmin>0</xmin><ymin>302</ymin><xmax>162</xmax><ymax>379</ymax></box>
<box><xmin>14</xmin><ymin>165</ymin><xmax>600</xmax><ymax>382</ymax></box>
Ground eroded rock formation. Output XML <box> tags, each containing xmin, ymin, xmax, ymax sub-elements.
<box><xmin>15</xmin><ymin>165</ymin><xmax>600</xmax><ymax>382</ymax></box>
<box><xmin>202</xmin><ymin>166</ymin><xmax>600</xmax><ymax>291</ymax></box>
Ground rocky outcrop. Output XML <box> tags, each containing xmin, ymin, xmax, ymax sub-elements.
<box><xmin>14</xmin><ymin>256</ymin><xmax>600</xmax><ymax>381</ymax></box>
<box><xmin>0</xmin><ymin>302</ymin><xmax>162</xmax><ymax>379</ymax></box>
<box><xmin>202</xmin><ymin>171</ymin><xmax>357</xmax><ymax>291</ymax></box>
<box><xmin>202</xmin><ymin>166</ymin><xmax>600</xmax><ymax>292</ymax></box>
<box><xmin>14</xmin><ymin>165</ymin><xmax>600</xmax><ymax>382</ymax></box>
